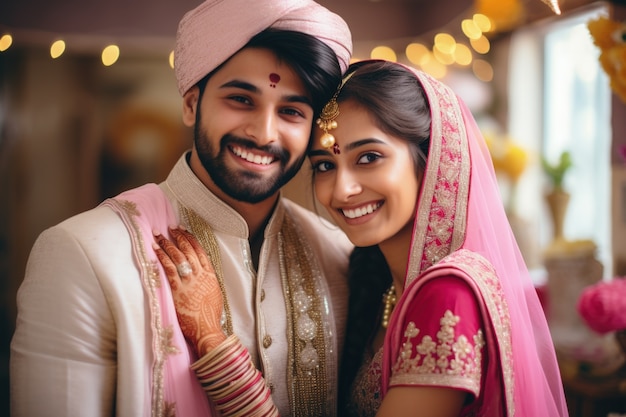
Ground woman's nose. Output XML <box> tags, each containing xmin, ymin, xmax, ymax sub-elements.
<box><xmin>333</xmin><ymin>168</ymin><xmax>362</xmax><ymax>201</ymax></box>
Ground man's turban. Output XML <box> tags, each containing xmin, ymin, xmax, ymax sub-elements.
<box><xmin>174</xmin><ymin>0</ymin><xmax>353</xmax><ymax>96</ymax></box>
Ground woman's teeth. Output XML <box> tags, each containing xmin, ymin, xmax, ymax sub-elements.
<box><xmin>342</xmin><ymin>203</ymin><xmax>381</xmax><ymax>219</ymax></box>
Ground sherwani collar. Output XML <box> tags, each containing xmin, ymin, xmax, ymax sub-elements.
<box><xmin>162</xmin><ymin>152</ymin><xmax>286</xmax><ymax>239</ymax></box>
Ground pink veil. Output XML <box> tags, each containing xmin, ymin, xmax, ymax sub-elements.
<box><xmin>382</xmin><ymin>66</ymin><xmax>568</xmax><ymax>416</ymax></box>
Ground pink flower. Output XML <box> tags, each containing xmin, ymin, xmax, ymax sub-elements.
<box><xmin>577</xmin><ymin>277</ymin><xmax>626</xmax><ymax>334</ymax></box>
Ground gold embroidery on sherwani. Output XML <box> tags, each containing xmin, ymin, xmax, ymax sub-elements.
<box><xmin>391</xmin><ymin>310</ymin><xmax>484</xmax><ymax>395</ymax></box>
<box><xmin>104</xmin><ymin>198</ymin><xmax>169</xmax><ymax>417</ymax></box>
<box><xmin>280</xmin><ymin>213</ymin><xmax>332</xmax><ymax>417</ymax></box>
<box><xmin>182</xmin><ymin>204</ymin><xmax>333</xmax><ymax>414</ymax></box>
<box><xmin>437</xmin><ymin>250</ymin><xmax>515</xmax><ymax>415</ymax></box>
<box><xmin>179</xmin><ymin>206</ymin><xmax>234</xmax><ymax>336</ymax></box>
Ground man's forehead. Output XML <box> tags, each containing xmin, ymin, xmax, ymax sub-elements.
<box><xmin>211</xmin><ymin>48</ymin><xmax>307</xmax><ymax>96</ymax></box>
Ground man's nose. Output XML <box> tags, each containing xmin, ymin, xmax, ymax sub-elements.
<box><xmin>244</xmin><ymin>109</ymin><xmax>278</xmax><ymax>145</ymax></box>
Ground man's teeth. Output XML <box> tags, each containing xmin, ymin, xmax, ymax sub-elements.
<box><xmin>342</xmin><ymin>203</ymin><xmax>380</xmax><ymax>219</ymax></box>
<box><xmin>232</xmin><ymin>147</ymin><xmax>273</xmax><ymax>165</ymax></box>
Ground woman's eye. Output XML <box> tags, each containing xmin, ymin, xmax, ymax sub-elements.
<box><xmin>313</xmin><ymin>160</ymin><xmax>334</xmax><ymax>173</ymax></box>
<box><xmin>357</xmin><ymin>153</ymin><xmax>381</xmax><ymax>164</ymax></box>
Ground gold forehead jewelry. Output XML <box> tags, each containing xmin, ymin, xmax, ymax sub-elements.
<box><xmin>316</xmin><ymin>71</ymin><xmax>355</xmax><ymax>154</ymax></box>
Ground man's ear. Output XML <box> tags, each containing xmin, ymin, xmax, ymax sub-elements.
<box><xmin>182</xmin><ymin>86</ymin><xmax>200</xmax><ymax>127</ymax></box>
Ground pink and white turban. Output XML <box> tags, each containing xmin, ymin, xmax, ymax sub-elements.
<box><xmin>174</xmin><ymin>0</ymin><xmax>353</xmax><ymax>96</ymax></box>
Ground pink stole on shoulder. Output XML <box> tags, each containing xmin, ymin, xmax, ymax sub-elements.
<box><xmin>103</xmin><ymin>183</ymin><xmax>213</xmax><ymax>417</ymax></box>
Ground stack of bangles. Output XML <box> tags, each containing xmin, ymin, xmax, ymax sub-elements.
<box><xmin>191</xmin><ymin>335</ymin><xmax>279</xmax><ymax>416</ymax></box>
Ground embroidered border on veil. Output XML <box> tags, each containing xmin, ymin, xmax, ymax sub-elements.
<box><xmin>382</xmin><ymin>67</ymin><xmax>568</xmax><ymax>417</ymax></box>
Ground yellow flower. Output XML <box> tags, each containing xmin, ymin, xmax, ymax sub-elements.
<box><xmin>588</xmin><ymin>16</ymin><xmax>626</xmax><ymax>103</ymax></box>
<box><xmin>501</xmin><ymin>137</ymin><xmax>528</xmax><ymax>182</ymax></box>
<box><xmin>485</xmin><ymin>132</ymin><xmax>528</xmax><ymax>183</ymax></box>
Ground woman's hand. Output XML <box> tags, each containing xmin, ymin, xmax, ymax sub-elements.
<box><xmin>153</xmin><ymin>226</ymin><xmax>226</xmax><ymax>357</ymax></box>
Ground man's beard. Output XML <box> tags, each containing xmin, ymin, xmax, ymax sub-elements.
<box><xmin>194</xmin><ymin>124</ymin><xmax>306</xmax><ymax>204</ymax></box>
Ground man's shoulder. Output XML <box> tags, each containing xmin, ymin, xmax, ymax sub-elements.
<box><xmin>55</xmin><ymin>183</ymin><xmax>167</xmax><ymax>232</ymax></box>
<box><xmin>42</xmin><ymin>204</ymin><xmax>126</xmax><ymax>242</ymax></box>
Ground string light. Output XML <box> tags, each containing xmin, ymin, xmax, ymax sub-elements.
<box><xmin>453</xmin><ymin>43</ymin><xmax>473</xmax><ymax>66</ymax></box>
<box><xmin>363</xmin><ymin>10</ymin><xmax>497</xmax><ymax>79</ymax></box>
<box><xmin>370</xmin><ymin>45</ymin><xmax>397</xmax><ymax>62</ymax></box>
<box><xmin>50</xmin><ymin>40</ymin><xmax>66</xmax><ymax>59</ymax></box>
<box><xmin>405</xmin><ymin>43</ymin><xmax>429</xmax><ymax>66</ymax></box>
<box><xmin>434</xmin><ymin>33</ymin><xmax>457</xmax><ymax>55</ymax></box>
<box><xmin>471</xmin><ymin>36</ymin><xmax>491</xmax><ymax>54</ymax></box>
<box><xmin>0</xmin><ymin>0</ymin><xmax>532</xmax><ymax>81</ymax></box>
<box><xmin>462</xmin><ymin>19</ymin><xmax>482</xmax><ymax>40</ymax></box>
<box><xmin>473</xmin><ymin>13</ymin><xmax>493</xmax><ymax>32</ymax></box>
<box><xmin>473</xmin><ymin>59</ymin><xmax>494</xmax><ymax>82</ymax></box>
<box><xmin>101</xmin><ymin>44</ymin><xmax>120</xmax><ymax>66</ymax></box>
<box><xmin>0</xmin><ymin>34</ymin><xmax>12</xmax><ymax>52</ymax></box>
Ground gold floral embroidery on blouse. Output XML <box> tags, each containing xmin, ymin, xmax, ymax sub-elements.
<box><xmin>390</xmin><ymin>310</ymin><xmax>484</xmax><ymax>396</ymax></box>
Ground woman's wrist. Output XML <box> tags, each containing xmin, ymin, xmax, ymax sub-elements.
<box><xmin>191</xmin><ymin>335</ymin><xmax>279</xmax><ymax>416</ymax></box>
<box><xmin>197</xmin><ymin>332</ymin><xmax>228</xmax><ymax>357</ymax></box>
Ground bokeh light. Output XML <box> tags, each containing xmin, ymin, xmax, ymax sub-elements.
<box><xmin>370</xmin><ymin>45</ymin><xmax>397</xmax><ymax>62</ymax></box>
<box><xmin>473</xmin><ymin>59</ymin><xmax>494</xmax><ymax>82</ymax></box>
<box><xmin>50</xmin><ymin>40</ymin><xmax>66</xmax><ymax>59</ymax></box>
<box><xmin>470</xmin><ymin>35</ymin><xmax>491</xmax><ymax>54</ymax></box>
<box><xmin>0</xmin><ymin>34</ymin><xmax>13</xmax><ymax>52</ymax></box>
<box><xmin>101</xmin><ymin>44</ymin><xmax>120</xmax><ymax>66</ymax></box>
<box><xmin>406</xmin><ymin>43</ymin><xmax>429</xmax><ymax>66</ymax></box>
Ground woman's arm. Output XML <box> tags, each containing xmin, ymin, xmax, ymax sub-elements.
<box><xmin>153</xmin><ymin>226</ymin><xmax>279</xmax><ymax>416</ymax></box>
<box><xmin>377</xmin><ymin>276</ymin><xmax>484</xmax><ymax>417</ymax></box>
<box><xmin>376</xmin><ymin>386</ymin><xmax>465</xmax><ymax>417</ymax></box>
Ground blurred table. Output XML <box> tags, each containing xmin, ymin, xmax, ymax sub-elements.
<box><xmin>560</xmin><ymin>357</ymin><xmax>626</xmax><ymax>417</ymax></box>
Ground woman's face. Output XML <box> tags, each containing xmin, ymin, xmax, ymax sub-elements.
<box><xmin>309</xmin><ymin>99</ymin><xmax>420</xmax><ymax>248</ymax></box>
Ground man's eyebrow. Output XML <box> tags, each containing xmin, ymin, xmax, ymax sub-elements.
<box><xmin>220</xmin><ymin>79</ymin><xmax>259</xmax><ymax>93</ymax></box>
<box><xmin>220</xmin><ymin>79</ymin><xmax>312</xmax><ymax>107</ymax></box>
<box><xmin>285</xmin><ymin>95</ymin><xmax>312</xmax><ymax>107</ymax></box>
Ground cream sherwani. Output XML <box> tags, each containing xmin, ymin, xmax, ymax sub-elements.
<box><xmin>11</xmin><ymin>154</ymin><xmax>352</xmax><ymax>417</ymax></box>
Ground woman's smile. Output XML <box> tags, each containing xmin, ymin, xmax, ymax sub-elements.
<box><xmin>339</xmin><ymin>201</ymin><xmax>383</xmax><ymax>220</ymax></box>
<box><xmin>310</xmin><ymin>100</ymin><xmax>419</xmax><ymax>247</ymax></box>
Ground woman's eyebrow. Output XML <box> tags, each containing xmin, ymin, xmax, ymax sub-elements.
<box><xmin>308</xmin><ymin>138</ymin><xmax>387</xmax><ymax>157</ymax></box>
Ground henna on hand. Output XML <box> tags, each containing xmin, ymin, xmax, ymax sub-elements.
<box><xmin>153</xmin><ymin>227</ymin><xmax>227</xmax><ymax>356</ymax></box>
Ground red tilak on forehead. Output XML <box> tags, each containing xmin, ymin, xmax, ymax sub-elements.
<box><xmin>269</xmin><ymin>73</ymin><xmax>281</xmax><ymax>88</ymax></box>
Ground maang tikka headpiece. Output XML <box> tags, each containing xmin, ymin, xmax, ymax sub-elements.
<box><xmin>316</xmin><ymin>71</ymin><xmax>355</xmax><ymax>154</ymax></box>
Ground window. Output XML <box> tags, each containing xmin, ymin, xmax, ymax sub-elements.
<box><xmin>508</xmin><ymin>5</ymin><xmax>612</xmax><ymax>279</ymax></box>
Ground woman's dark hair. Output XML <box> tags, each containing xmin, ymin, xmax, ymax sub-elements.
<box><xmin>336</xmin><ymin>60</ymin><xmax>431</xmax><ymax>172</ymax></box>
<box><xmin>196</xmin><ymin>28</ymin><xmax>342</xmax><ymax>121</ymax></box>
<box><xmin>334</xmin><ymin>60</ymin><xmax>432</xmax><ymax>412</ymax></box>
